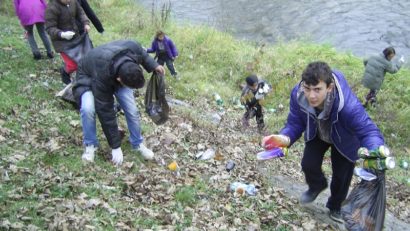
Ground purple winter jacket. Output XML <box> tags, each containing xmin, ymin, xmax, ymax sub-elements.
<box><xmin>147</xmin><ymin>36</ymin><xmax>178</xmax><ymax>59</ymax></box>
<box><xmin>14</xmin><ymin>0</ymin><xmax>47</xmax><ymax>26</ymax></box>
<box><xmin>280</xmin><ymin>70</ymin><xmax>384</xmax><ymax>162</ymax></box>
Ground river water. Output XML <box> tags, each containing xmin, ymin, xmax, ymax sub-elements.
<box><xmin>136</xmin><ymin>0</ymin><xmax>410</xmax><ymax>58</ymax></box>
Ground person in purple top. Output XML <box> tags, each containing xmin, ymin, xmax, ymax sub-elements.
<box><xmin>147</xmin><ymin>30</ymin><xmax>179</xmax><ymax>79</ymax></box>
<box><xmin>14</xmin><ymin>0</ymin><xmax>54</xmax><ymax>60</ymax></box>
<box><xmin>263</xmin><ymin>61</ymin><xmax>385</xmax><ymax>223</ymax></box>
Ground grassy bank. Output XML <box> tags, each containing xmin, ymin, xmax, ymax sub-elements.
<box><xmin>1</xmin><ymin>0</ymin><xmax>409</xmax><ymax>230</ymax></box>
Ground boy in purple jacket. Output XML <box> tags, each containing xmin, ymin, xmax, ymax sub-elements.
<box><xmin>263</xmin><ymin>61</ymin><xmax>385</xmax><ymax>223</ymax></box>
<box><xmin>147</xmin><ymin>30</ymin><xmax>179</xmax><ymax>79</ymax></box>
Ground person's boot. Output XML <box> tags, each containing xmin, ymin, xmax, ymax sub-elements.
<box><xmin>242</xmin><ymin>116</ymin><xmax>250</xmax><ymax>128</ymax></box>
<box><xmin>47</xmin><ymin>51</ymin><xmax>54</xmax><ymax>59</ymax></box>
<box><xmin>60</xmin><ymin>67</ymin><xmax>71</xmax><ymax>84</ymax></box>
<box><xmin>299</xmin><ymin>184</ymin><xmax>327</xmax><ymax>204</ymax></box>
<box><xmin>369</xmin><ymin>97</ymin><xmax>377</xmax><ymax>107</ymax></box>
<box><xmin>172</xmin><ymin>72</ymin><xmax>180</xmax><ymax>80</ymax></box>
<box><xmin>329</xmin><ymin>209</ymin><xmax>344</xmax><ymax>223</ymax></box>
<box><xmin>33</xmin><ymin>51</ymin><xmax>42</xmax><ymax>60</ymax></box>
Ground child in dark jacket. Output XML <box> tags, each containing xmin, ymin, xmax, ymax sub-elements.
<box><xmin>240</xmin><ymin>74</ymin><xmax>271</xmax><ymax>132</ymax></box>
<box><xmin>361</xmin><ymin>46</ymin><xmax>403</xmax><ymax>107</ymax></box>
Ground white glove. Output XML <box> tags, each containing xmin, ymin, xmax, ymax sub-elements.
<box><xmin>111</xmin><ymin>147</ymin><xmax>123</xmax><ymax>166</ymax></box>
<box><xmin>262</xmin><ymin>84</ymin><xmax>271</xmax><ymax>93</ymax></box>
<box><xmin>255</xmin><ymin>89</ymin><xmax>264</xmax><ymax>100</ymax></box>
<box><xmin>399</xmin><ymin>56</ymin><xmax>405</xmax><ymax>63</ymax></box>
<box><xmin>60</xmin><ymin>31</ymin><xmax>75</xmax><ymax>40</ymax></box>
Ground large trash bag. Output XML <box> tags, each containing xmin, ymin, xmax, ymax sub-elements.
<box><xmin>144</xmin><ymin>72</ymin><xmax>169</xmax><ymax>125</ymax></box>
<box><xmin>62</xmin><ymin>33</ymin><xmax>93</xmax><ymax>63</ymax></box>
<box><xmin>341</xmin><ymin>169</ymin><xmax>386</xmax><ymax>231</ymax></box>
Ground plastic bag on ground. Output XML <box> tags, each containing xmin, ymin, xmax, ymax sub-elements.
<box><xmin>341</xmin><ymin>169</ymin><xmax>386</xmax><ymax>231</ymax></box>
<box><xmin>55</xmin><ymin>83</ymin><xmax>78</xmax><ymax>109</ymax></box>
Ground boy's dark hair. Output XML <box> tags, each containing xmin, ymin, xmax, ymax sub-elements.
<box><xmin>383</xmin><ymin>47</ymin><xmax>396</xmax><ymax>59</ymax></box>
<box><xmin>118</xmin><ymin>61</ymin><xmax>145</xmax><ymax>89</ymax></box>
<box><xmin>302</xmin><ymin>61</ymin><xmax>333</xmax><ymax>87</ymax></box>
<box><xmin>246</xmin><ymin>74</ymin><xmax>258</xmax><ymax>86</ymax></box>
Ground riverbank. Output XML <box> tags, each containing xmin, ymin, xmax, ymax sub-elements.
<box><xmin>0</xmin><ymin>0</ymin><xmax>409</xmax><ymax>229</ymax></box>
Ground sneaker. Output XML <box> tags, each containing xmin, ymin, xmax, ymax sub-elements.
<box><xmin>136</xmin><ymin>143</ymin><xmax>154</xmax><ymax>160</ymax></box>
<box><xmin>299</xmin><ymin>185</ymin><xmax>327</xmax><ymax>204</ymax></box>
<box><xmin>82</xmin><ymin>145</ymin><xmax>97</xmax><ymax>162</ymax></box>
<box><xmin>329</xmin><ymin>209</ymin><xmax>344</xmax><ymax>223</ymax></box>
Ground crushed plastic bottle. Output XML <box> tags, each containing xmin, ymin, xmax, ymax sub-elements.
<box><xmin>230</xmin><ymin>182</ymin><xmax>258</xmax><ymax>196</ymax></box>
<box><xmin>225</xmin><ymin>160</ymin><xmax>235</xmax><ymax>172</ymax></box>
<box><xmin>267</xmin><ymin>108</ymin><xmax>276</xmax><ymax>113</ymax></box>
<box><xmin>354</xmin><ymin>167</ymin><xmax>377</xmax><ymax>181</ymax></box>
<box><xmin>210</xmin><ymin>112</ymin><xmax>222</xmax><ymax>124</ymax></box>
<box><xmin>256</xmin><ymin>147</ymin><xmax>287</xmax><ymax>161</ymax></box>
<box><xmin>195</xmin><ymin>148</ymin><xmax>216</xmax><ymax>160</ymax></box>
<box><xmin>213</xmin><ymin>93</ymin><xmax>224</xmax><ymax>106</ymax></box>
<box><xmin>399</xmin><ymin>159</ymin><xmax>409</xmax><ymax>170</ymax></box>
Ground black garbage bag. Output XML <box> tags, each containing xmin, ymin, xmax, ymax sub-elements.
<box><xmin>144</xmin><ymin>72</ymin><xmax>169</xmax><ymax>125</ymax></box>
<box><xmin>341</xmin><ymin>169</ymin><xmax>386</xmax><ymax>231</ymax></box>
<box><xmin>55</xmin><ymin>83</ymin><xmax>79</xmax><ymax>109</ymax></box>
<box><xmin>62</xmin><ymin>33</ymin><xmax>93</xmax><ymax>64</ymax></box>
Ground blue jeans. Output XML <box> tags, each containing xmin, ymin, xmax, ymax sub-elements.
<box><xmin>80</xmin><ymin>87</ymin><xmax>143</xmax><ymax>148</ymax></box>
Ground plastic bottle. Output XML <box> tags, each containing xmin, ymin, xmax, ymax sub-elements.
<box><xmin>195</xmin><ymin>148</ymin><xmax>216</xmax><ymax>160</ymax></box>
<box><xmin>399</xmin><ymin>160</ymin><xmax>409</xmax><ymax>170</ymax></box>
<box><xmin>358</xmin><ymin>146</ymin><xmax>391</xmax><ymax>158</ymax></box>
<box><xmin>267</xmin><ymin>108</ymin><xmax>276</xmax><ymax>113</ymax></box>
<box><xmin>168</xmin><ymin>161</ymin><xmax>178</xmax><ymax>171</ymax></box>
<box><xmin>213</xmin><ymin>93</ymin><xmax>223</xmax><ymax>106</ymax></box>
<box><xmin>230</xmin><ymin>182</ymin><xmax>257</xmax><ymax>196</ymax></box>
<box><xmin>256</xmin><ymin>147</ymin><xmax>287</xmax><ymax>160</ymax></box>
<box><xmin>361</xmin><ymin>157</ymin><xmax>396</xmax><ymax>170</ymax></box>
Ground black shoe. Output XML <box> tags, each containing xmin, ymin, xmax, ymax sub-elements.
<box><xmin>33</xmin><ymin>51</ymin><xmax>41</xmax><ymax>60</ymax></box>
<box><xmin>299</xmin><ymin>185</ymin><xmax>327</xmax><ymax>204</ymax></box>
<box><xmin>172</xmin><ymin>73</ymin><xmax>180</xmax><ymax>80</ymax></box>
<box><xmin>329</xmin><ymin>209</ymin><xmax>344</xmax><ymax>223</ymax></box>
<box><xmin>60</xmin><ymin>67</ymin><xmax>71</xmax><ymax>84</ymax></box>
<box><xmin>47</xmin><ymin>51</ymin><xmax>54</xmax><ymax>59</ymax></box>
